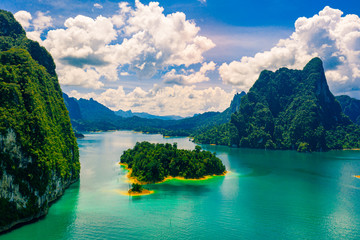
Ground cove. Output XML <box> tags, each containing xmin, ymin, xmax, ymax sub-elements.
<box><xmin>2</xmin><ymin>131</ymin><xmax>360</xmax><ymax>239</ymax></box>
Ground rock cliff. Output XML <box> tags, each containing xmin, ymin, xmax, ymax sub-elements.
<box><xmin>0</xmin><ymin>10</ymin><xmax>80</xmax><ymax>232</ymax></box>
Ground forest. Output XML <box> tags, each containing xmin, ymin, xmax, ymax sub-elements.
<box><xmin>0</xmin><ymin>10</ymin><xmax>80</xmax><ymax>228</ymax></box>
<box><xmin>204</xmin><ymin>58</ymin><xmax>360</xmax><ymax>152</ymax></box>
<box><xmin>120</xmin><ymin>141</ymin><xmax>226</xmax><ymax>183</ymax></box>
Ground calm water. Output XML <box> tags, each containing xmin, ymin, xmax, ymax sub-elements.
<box><xmin>2</xmin><ymin>131</ymin><xmax>360</xmax><ymax>239</ymax></box>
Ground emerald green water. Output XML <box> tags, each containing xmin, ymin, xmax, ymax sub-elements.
<box><xmin>2</xmin><ymin>131</ymin><xmax>360</xmax><ymax>239</ymax></box>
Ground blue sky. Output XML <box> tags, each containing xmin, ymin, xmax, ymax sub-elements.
<box><xmin>1</xmin><ymin>0</ymin><xmax>360</xmax><ymax>116</ymax></box>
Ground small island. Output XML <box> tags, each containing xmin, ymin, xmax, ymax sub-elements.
<box><xmin>120</xmin><ymin>141</ymin><xmax>226</xmax><ymax>184</ymax></box>
<box><xmin>127</xmin><ymin>183</ymin><xmax>154</xmax><ymax>196</ymax></box>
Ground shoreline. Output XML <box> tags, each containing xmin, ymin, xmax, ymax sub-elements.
<box><xmin>119</xmin><ymin>162</ymin><xmax>228</xmax><ymax>185</ymax></box>
<box><xmin>115</xmin><ymin>189</ymin><xmax>155</xmax><ymax>196</ymax></box>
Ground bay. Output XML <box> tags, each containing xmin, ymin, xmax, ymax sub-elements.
<box><xmin>2</xmin><ymin>131</ymin><xmax>360</xmax><ymax>239</ymax></box>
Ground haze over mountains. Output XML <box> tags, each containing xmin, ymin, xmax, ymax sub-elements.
<box><xmin>62</xmin><ymin>91</ymin><xmax>246</xmax><ymax>136</ymax></box>
<box><xmin>114</xmin><ymin>110</ymin><xmax>183</xmax><ymax>121</ymax></box>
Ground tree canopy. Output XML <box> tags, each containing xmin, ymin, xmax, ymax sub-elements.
<box><xmin>121</xmin><ymin>142</ymin><xmax>226</xmax><ymax>183</ymax></box>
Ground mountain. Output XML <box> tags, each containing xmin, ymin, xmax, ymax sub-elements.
<box><xmin>114</xmin><ymin>109</ymin><xmax>183</xmax><ymax>120</ymax></box>
<box><xmin>227</xmin><ymin>57</ymin><xmax>360</xmax><ymax>151</ymax></box>
<box><xmin>0</xmin><ymin>10</ymin><xmax>80</xmax><ymax>232</ymax></box>
<box><xmin>336</xmin><ymin>95</ymin><xmax>360</xmax><ymax>125</ymax></box>
<box><xmin>63</xmin><ymin>91</ymin><xmax>245</xmax><ymax>136</ymax></box>
<box><xmin>114</xmin><ymin>109</ymin><xmax>134</xmax><ymax>118</ymax></box>
<box><xmin>192</xmin><ymin>92</ymin><xmax>246</xmax><ymax>145</ymax></box>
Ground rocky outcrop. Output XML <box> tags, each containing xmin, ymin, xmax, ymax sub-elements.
<box><xmin>230</xmin><ymin>57</ymin><xmax>360</xmax><ymax>151</ymax></box>
<box><xmin>0</xmin><ymin>10</ymin><xmax>80</xmax><ymax>232</ymax></box>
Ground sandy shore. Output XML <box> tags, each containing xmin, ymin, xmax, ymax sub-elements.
<box><xmin>119</xmin><ymin>162</ymin><xmax>228</xmax><ymax>184</ymax></box>
<box><xmin>115</xmin><ymin>189</ymin><xmax>155</xmax><ymax>196</ymax></box>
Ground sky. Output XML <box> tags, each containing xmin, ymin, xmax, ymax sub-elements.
<box><xmin>1</xmin><ymin>0</ymin><xmax>360</xmax><ymax>117</ymax></box>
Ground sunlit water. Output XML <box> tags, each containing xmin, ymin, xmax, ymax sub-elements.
<box><xmin>2</xmin><ymin>131</ymin><xmax>360</xmax><ymax>239</ymax></box>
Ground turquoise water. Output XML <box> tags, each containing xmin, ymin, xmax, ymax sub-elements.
<box><xmin>2</xmin><ymin>131</ymin><xmax>360</xmax><ymax>239</ymax></box>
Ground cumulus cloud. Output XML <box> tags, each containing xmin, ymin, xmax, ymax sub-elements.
<box><xmin>14</xmin><ymin>11</ymin><xmax>53</xmax><ymax>43</ymax></box>
<box><xmin>93</xmin><ymin>3</ymin><xmax>103</xmax><ymax>9</ymax></box>
<box><xmin>19</xmin><ymin>1</ymin><xmax>215</xmax><ymax>89</ymax></box>
<box><xmin>163</xmin><ymin>61</ymin><xmax>216</xmax><ymax>85</ymax></box>
<box><xmin>219</xmin><ymin>6</ymin><xmax>360</xmax><ymax>94</ymax></box>
<box><xmin>14</xmin><ymin>11</ymin><xmax>32</xmax><ymax>29</ymax></box>
<box><xmin>69</xmin><ymin>85</ymin><xmax>235</xmax><ymax>117</ymax></box>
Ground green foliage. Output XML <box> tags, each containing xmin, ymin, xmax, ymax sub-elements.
<box><xmin>130</xmin><ymin>183</ymin><xmax>143</xmax><ymax>192</ymax></box>
<box><xmin>0</xmin><ymin>10</ymin><xmax>80</xmax><ymax>228</ymax></box>
<box><xmin>192</xmin><ymin>123</ymin><xmax>234</xmax><ymax>146</ymax></box>
<box><xmin>228</xmin><ymin>57</ymin><xmax>360</xmax><ymax>151</ymax></box>
<box><xmin>121</xmin><ymin>142</ymin><xmax>226</xmax><ymax>183</ymax></box>
<box><xmin>336</xmin><ymin>95</ymin><xmax>360</xmax><ymax>125</ymax></box>
<box><xmin>297</xmin><ymin>142</ymin><xmax>310</xmax><ymax>152</ymax></box>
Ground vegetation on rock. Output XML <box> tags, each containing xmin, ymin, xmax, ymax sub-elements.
<box><xmin>120</xmin><ymin>142</ymin><xmax>226</xmax><ymax>183</ymax></box>
<box><xmin>0</xmin><ymin>10</ymin><xmax>80</xmax><ymax>230</ymax></box>
<box><xmin>194</xmin><ymin>58</ymin><xmax>360</xmax><ymax>151</ymax></box>
<box><xmin>336</xmin><ymin>95</ymin><xmax>360</xmax><ymax>125</ymax></box>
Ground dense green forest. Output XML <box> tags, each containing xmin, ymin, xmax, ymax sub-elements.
<box><xmin>195</xmin><ymin>58</ymin><xmax>360</xmax><ymax>152</ymax></box>
<box><xmin>336</xmin><ymin>95</ymin><xmax>360</xmax><ymax>125</ymax></box>
<box><xmin>120</xmin><ymin>142</ymin><xmax>226</xmax><ymax>183</ymax></box>
<box><xmin>0</xmin><ymin>10</ymin><xmax>79</xmax><ymax>230</ymax></box>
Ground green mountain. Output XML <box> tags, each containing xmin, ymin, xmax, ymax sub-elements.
<box><xmin>195</xmin><ymin>58</ymin><xmax>360</xmax><ymax>151</ymax></box>
<box><xmin>62</xmin><ymin>91</ymin><xmax>245</xmax><ymax>136</ymax></box>
<box><xmin>115</xmin><ymin>109</ymin><xmax>183</xmax><ymax>120</ymax></box>
<box><xmin>336</xmin><ymin>95</ymin><xmax>360</xmax><ymax>125</ymax></box>
<box><xmin>0</xmin><ymin>10</ymin><xmax>80</xmax><ymax>232</ymax></box>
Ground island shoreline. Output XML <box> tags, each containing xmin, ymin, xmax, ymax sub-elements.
<box><xmin>119</xmin><ymin>162</ymin><xmax>227</xmax><ymax>185</ymax></box>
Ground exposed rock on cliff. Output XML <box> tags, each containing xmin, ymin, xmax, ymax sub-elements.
<box><xmin>0</xmin><ymin>10</ymin><xmax>80</xmax><ymax>232</ymax></box>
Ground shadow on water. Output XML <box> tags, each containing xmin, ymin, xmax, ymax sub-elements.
<box><xmin>293</xmin><ymin>168</ymin><xmax>333</xmax><ymax>179</ymax></box>
<box><xmin>240</xmin><ymin>166</ymin><xmax>272</xmax><ymax>178</ymax></box>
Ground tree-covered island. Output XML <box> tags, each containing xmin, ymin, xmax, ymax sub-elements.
<box><xmin>120</xmin><ymin>142</ymin><xmax>226</xmax><ymax>184</ymax></box>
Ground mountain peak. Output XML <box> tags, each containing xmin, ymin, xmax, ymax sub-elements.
<box><xmin>0</xmin><ymin>10</ymin><xmax>25</xmax><ymax>38</ymax></box>
<box><xmin>303</xmin><ymin>57</ymin><xmax>324</xmax><ymax>75</ymax></box>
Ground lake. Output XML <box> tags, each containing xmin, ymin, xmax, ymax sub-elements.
<box><xmin>2</xmin><ymin>131</ymin><xmax>360</xmax><ymax>239</ymax></box>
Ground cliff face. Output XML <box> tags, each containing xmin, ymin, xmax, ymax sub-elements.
<box><xmin>336</xmin><ymin>95</ymin><xmax>360</xmax><ymax>125</ymax></box>
<box><xmin>230</xmin><ymin>57</ymin><xmax>360</xmax><ymax>151</ymax></box>
<box><xmin>0</xmin><ymin>10</ymin><xmax>80</xmax><ymax>232</ymax></box>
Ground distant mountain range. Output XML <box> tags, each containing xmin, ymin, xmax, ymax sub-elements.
<box><xmin>114</xmin><ymin>109</ymin><xmax>183</xmax><ymax>120</ymax></box>
<box><xmin>62</xmin><ymin>91</ymin><xmax>246</xmax><ymax>135</ymax></box>
<box><xmin>62</xmin><ymin>59</ymin><xmax>360</xmax><ymax>153</ymax></box>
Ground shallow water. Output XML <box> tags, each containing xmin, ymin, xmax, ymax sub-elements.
<box><xmin>3</xmin><ymin>131</ymin><xmax>360</xmax><ymax>239</ymax></box>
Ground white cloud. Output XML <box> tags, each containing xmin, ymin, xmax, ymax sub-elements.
<box><xmin>19</xmin><ymin>1</ymin><xmax>215</xmax><ymax>89</ymax></box>
<box><xmin>69</xmin><ymin>85</ymin><xmax>235</xmax><ymax>117</ymax></box>
<box><xmin>93</xmin><ymin>3</ymin><xmax>103</xmax><ymax>9</ymax></box>
<box><xmin>219</xmin><ymin>6</ymin><xmax>360</xmax><ymax>94</ymax></box>
<box><xmin>198</xmin><ymin>0</ymin><xmax>206</xmax><ymax>4</ymax></box>
<box><xmin>163</xmin><ymin>61</ymin><xmax>216</xmax><ymax>85</ymax></box>
<box><xmin>32</xmin><ymin>11</ymin><xmax>53</xmax><ymax>31</ymax></box>
<box><xmin>14</xmin><ymin>11</ymin><xmax>53</xmax><ymax>43</ymax></box>
<box><xmin>14</xmin><ymin>11</ymin><xmax>32</xmax><ymax>29</ymax></box>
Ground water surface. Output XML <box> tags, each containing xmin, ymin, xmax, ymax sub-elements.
<box><xmin>2</xmin><ymin>131</ymin><xmax>360</xmax><ymax>239</ymax></box>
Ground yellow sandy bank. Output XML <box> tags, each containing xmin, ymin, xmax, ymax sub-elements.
<box><xmin>119</xmin><ymin>162</ymin><xmax>228</xmax><ymax>185</ymax></box>
<box><xmin>114</xmin><ymin>189</ymin><xmax>155</xmax><ymax>196</ymax></box>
